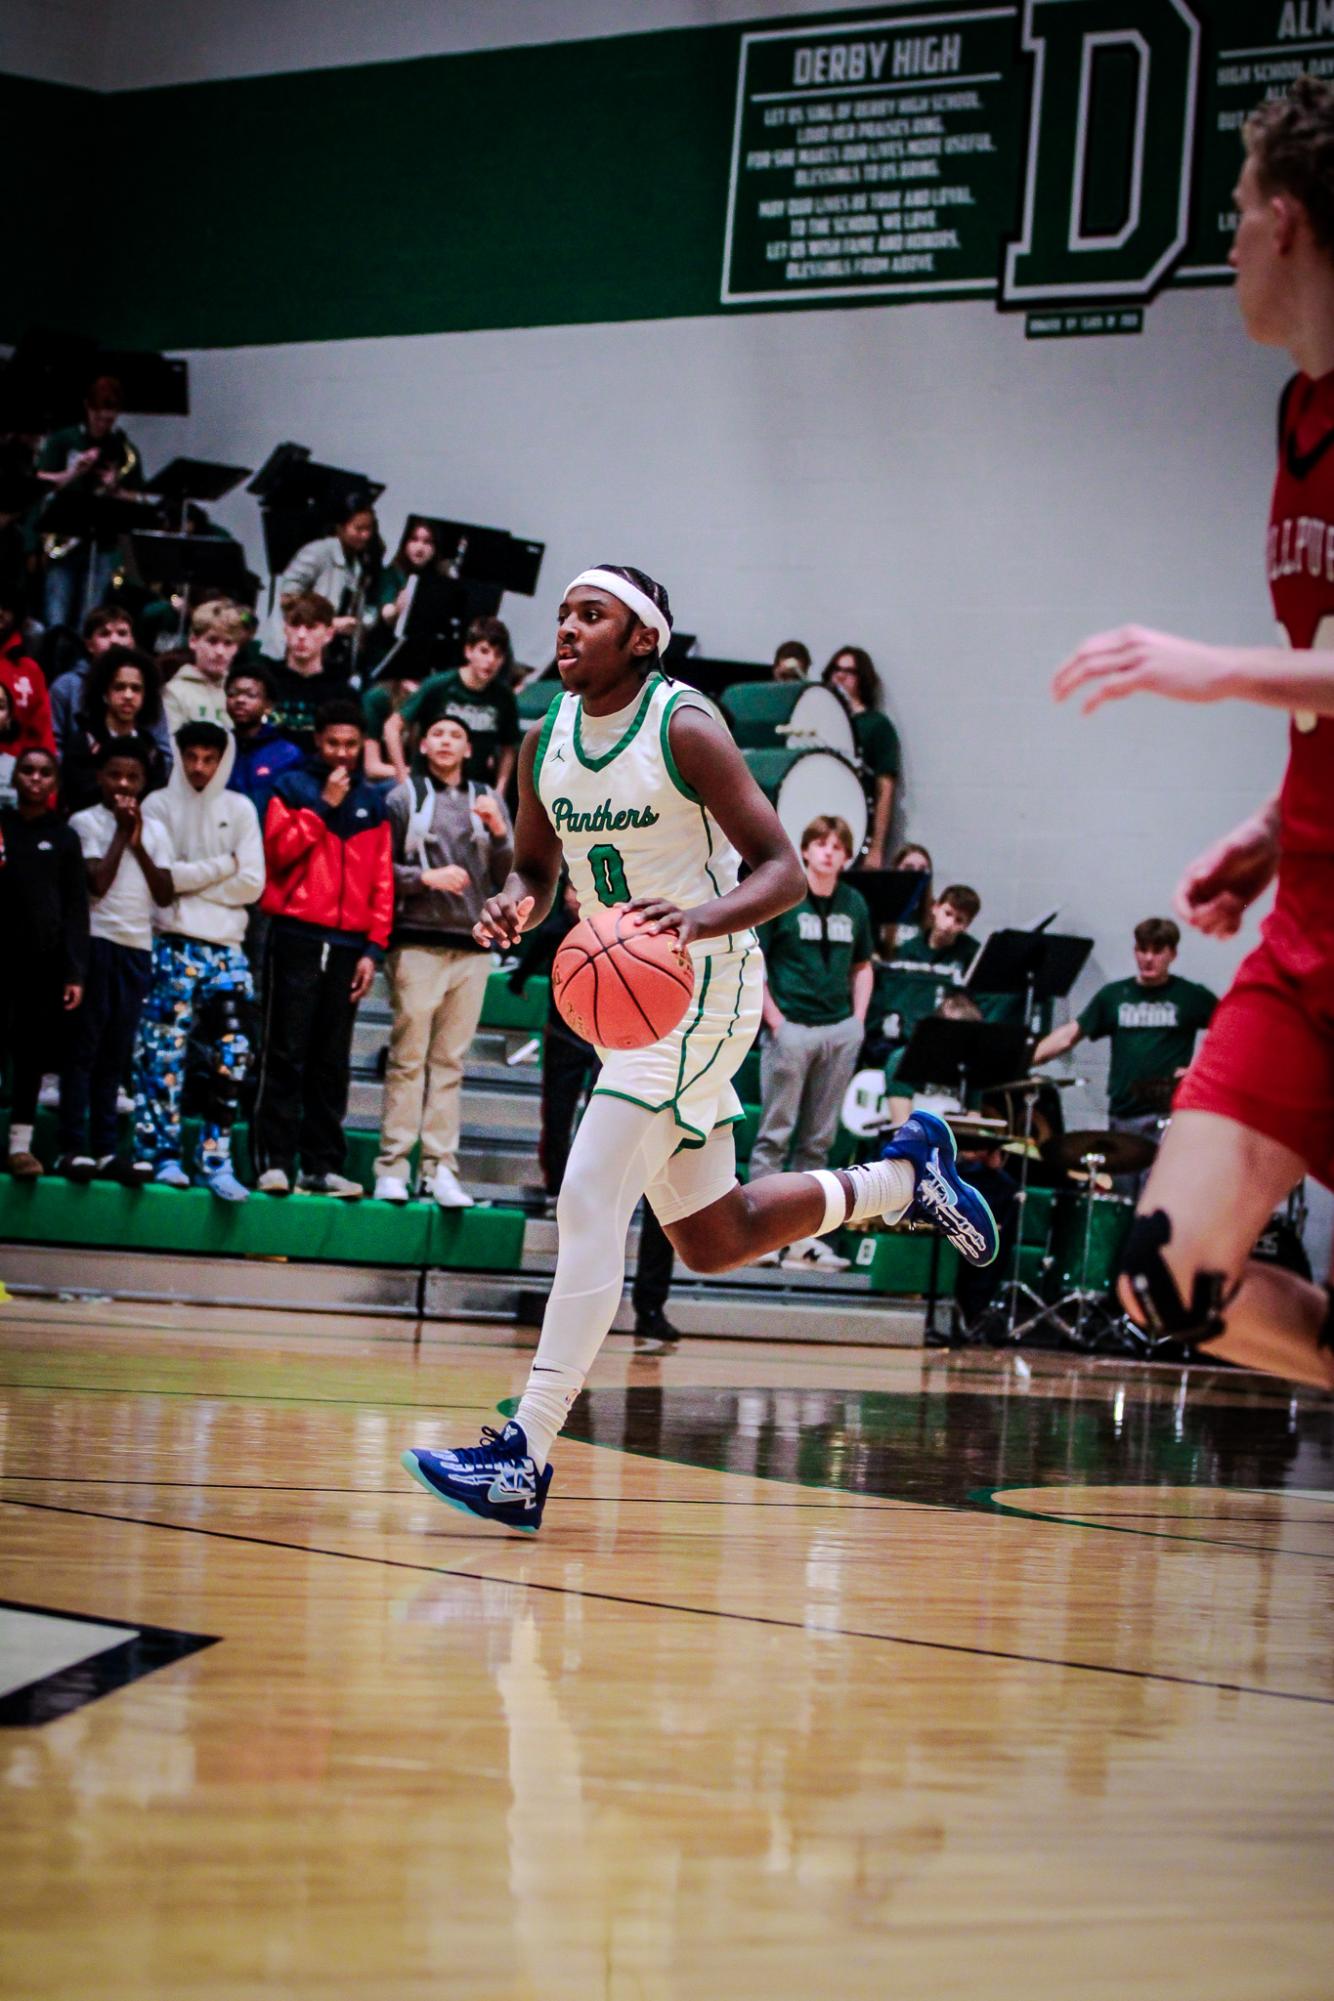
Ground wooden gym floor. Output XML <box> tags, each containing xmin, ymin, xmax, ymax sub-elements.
<box><xmin>2</xmin><ymin>1295</ymin><xmax>1332</xmax><ymax>1999</ymax></box>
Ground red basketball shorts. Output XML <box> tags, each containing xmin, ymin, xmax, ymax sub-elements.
<box><xmin>1175</xmin><ymin>935</ymin><xmax>1334</xmax><ymax>1188</ymax></box>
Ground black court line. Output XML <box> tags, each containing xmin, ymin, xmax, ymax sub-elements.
<box><xmin>979</xmin><ymin>1488</ymin><xmax>1334</xmax><ymax>1558</ymax></box>
<box><xmin>4</xmin><ymin>1496</ymin><xmax>1332</xmax><ymax>1710</ymax></box>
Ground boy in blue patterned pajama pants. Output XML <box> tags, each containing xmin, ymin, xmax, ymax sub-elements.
<box><xmin>133</xmin><ymin>936</ymin><xmax>254</xmax><ymax>1195</ymax></box>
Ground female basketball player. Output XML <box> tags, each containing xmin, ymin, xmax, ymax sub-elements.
<box><xmin>403</xmin><ymin>565</ymin><xmax>998</xmax><ymax>1529</ymax></box>
<box><xmin>1053</xmin><ymin>80</ymin><xmax>1334</xmax><ymax>1389</ymax></box>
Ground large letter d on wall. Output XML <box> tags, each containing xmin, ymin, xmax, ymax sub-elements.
<box><xmin>1002</xmin><ymin>0</ymin><xmax>1200</xmax><ymax>304</ymax></box>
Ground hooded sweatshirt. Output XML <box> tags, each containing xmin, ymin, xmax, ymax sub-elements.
<box><xmin>141</xmin><ymin>730</ymin><xmax>265</xmax><ymax>948</ymax></box>
<box><xmin>228</xmin><ymin>719</ymin><xmax>304</xmax><ymax>815</ymax></box>
<box><xmin>163</xmin><ymin>659</ymin><xmax>230</xmax><ymax>738</ymax></box>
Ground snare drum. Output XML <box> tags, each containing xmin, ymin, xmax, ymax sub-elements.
<box><xmin>744</xmin><ymin>747</ymin><xmax>872</xmax><ymax>859</ymax></box>
<box><xmin>724</xmin><ymin>679</ymin><xmax>856</xmax><ymax>756</ymax></box>
<box><xmin>1049</xmin><ymin>1191</ymin><xmax>1134</xmax><ymax>1296</ymax></box>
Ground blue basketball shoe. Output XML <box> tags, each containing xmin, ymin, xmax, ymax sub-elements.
<box><xmin>401</xmin><ymin>1421</ymin><xmax>553</xmax><ymax>1533</ymax></box>
<box><xmin>883</xmin><ymin>1109</ymin><xmax>999</xmax><ymax>1267</ymax></box>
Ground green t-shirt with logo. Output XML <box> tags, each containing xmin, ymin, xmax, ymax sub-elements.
<box><xmin>400</xmin><ymin>669</ymin><xmax>519</xmax><ymax>783</ymax></box>
<box><xmin>854</xmin><ymin>707</ymin><xmax>901</xmax><ymax>779</ymax></box>
<box><xmin>759</xmin><ymin>881</ymin><xmax>874</xmax><ymax>1026</ymax></box>
<box><xmin>361</xmin><ymin>683</ymin><xmax>394</xmax><ymax>746</ymax></box>
<box><xmin>1077</xmin><ymin>974</ymin><xmax>1217</xmax><ymax>1118</ymax></box>
<box><xmin>871</xmin><ymin>929</ymin><xmax>977</xmax><ymax>1043</ymax></box>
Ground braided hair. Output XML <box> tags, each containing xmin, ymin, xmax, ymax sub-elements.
<box><xmin>592</xmin><ymin>563</ymin><xmax>673</xmax><ymax>676</ymax></box>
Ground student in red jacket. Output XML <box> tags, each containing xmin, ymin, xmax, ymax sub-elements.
<box><xmin>251</xmin><ymin>699</ymin><xmax>393</xmax><ymax>1197</ymax></box>
<box><xmin>0</xmin><ymin>583</ymin><xmax>56</xmax><ymax>762</ymax></box>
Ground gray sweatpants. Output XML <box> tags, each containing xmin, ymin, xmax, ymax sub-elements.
<box><xmin>749</xmin><ymin>1014</ymin><xmax>864</xmax><ymax>1180</ymax></box>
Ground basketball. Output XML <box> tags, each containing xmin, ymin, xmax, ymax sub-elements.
<box><xmin>551</xmin><ymin>903</ymin><xmax>695</xmax><ymax>1049</ymax></box>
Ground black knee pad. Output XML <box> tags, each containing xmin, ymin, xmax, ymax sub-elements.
<box><xmin>1118</xmin><ymin>1210</ymin><xmax>1231</xmax><ymax>1348</ymax></box>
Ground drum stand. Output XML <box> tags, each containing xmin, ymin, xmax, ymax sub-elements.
<box><xmin>993</xmin><ymin>1078</ymin><xmax>1052</xmax><ymax>1344</ymax></box>
<box><xmin>1005</xmin><ymin>1145</ymin><xmax>1124</xmax><ymax>1352</ymax></box>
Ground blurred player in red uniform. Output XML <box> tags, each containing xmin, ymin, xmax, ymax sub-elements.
<box><xmin>1054</xmin><ymin>78</ymin><xmax>1334</xmax><ymax>1387</ymax></box>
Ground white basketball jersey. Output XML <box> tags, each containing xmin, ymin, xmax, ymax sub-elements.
<box><xmin>533</xmin><ymin>673</ymin><xmax>750</xmax><ymax>953</ymax></box>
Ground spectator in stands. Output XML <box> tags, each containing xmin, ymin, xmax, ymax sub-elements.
<box><xmin>772</xmin><ymin>639</ymin><xmax>811</xmax><ymax>682</ymax></box>
<box><xmin>132</xmin><ymin>721</ymin><xmax>265</xmax><ymax>1201</ymax></box>
<box><xmin>266</xmin><ymin>494</ymin><xmax>379</xmax><ymax>671</ymax></box>
<box><xmin>44</xmin><ymin>600</ymin><xmax>138</xmax><ymax>712</ymax></box>
<box><xmin>60</xmin><ymin>741</ymin><xmax>173</xmax><ymax>1183</ymax></box>
<box><xmin>371</xmin><ymin>516</ymin><xmax>439</xmax><ymax>667</ymax></box>
<box><xmin>361</xmin><ymin>665</ymin><xmax>422</xmax><ymax>785</ymax></box>
<box><xmin>0</xmin><ymin>581</ymin><xmax>55</xmax><ymax>764</ymax></box>
<box><xmin>162</xmin><ymin>599</ymin><xmax>248</xmax><ymax>737</ymax></box>
<box><xmin>0</xmin><ymin>685</ymin><xmax>19</xmax><ymax>804</ymax></box>
<box><xmin>49</xmin><ymin>606</ymin><xmax>137</xmax><ymax>749</ymax></box>
<box><xmin>752</xmin><ymin>814</ymin><xmax>873</xmax><ymax>1270</ymax></box>
<box><xmin>373</xmin><ymin>711</ymin><xmax>512</xmax><ymax>1208</ymax></box>
<box><xmin>384</xmin><ymin>616</ymin><xmax>519</xmax><ymax>792</ymax></box>
<box><xmin>265</xmin><ymin>592</ymin><xmax>342</xmax><ymax>750</ymax></box>
<box><xmin>1</xmin><ymin>746</ymin><xmax>88</xmax><ymax>1178</ymax></box>
<box><xmin>251</xmin><ymin>699</ymin><xmax>392</xmax><ymax>1199</ymax></box>
<box><xmin>225</xmin><ymin>663</ymin><xmax>302</xmax><ymax>818</ymax></box>
<box><xmin>823</xmin><ymin>646</ymin><xmax>901</xmax><ymax>868</ymax></box>
<box><xmin>871</xmin><ymin>881</ymin><xmax>981</xmax><ymax>1060</ymax></box>
<box><xmin>62</xmin><ymin>647</ymin><xmax>169</xmax><ymax>813</ymax></box>
<box><xmin>36</xmin><ymin>375</ymin><xmax>144</xmax><ymax>629</ymax></box>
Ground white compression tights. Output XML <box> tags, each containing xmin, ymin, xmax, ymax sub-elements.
<box><xmin>515</xmin><ymin>1094</ymin><xmax>683</xmax><ymax>1468</ymax></box>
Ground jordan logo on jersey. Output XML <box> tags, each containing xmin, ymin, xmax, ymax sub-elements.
<box><xmin>551</xmin><ymin>796</ymin><xmax>661</xmax><ymax>834</ymax></box>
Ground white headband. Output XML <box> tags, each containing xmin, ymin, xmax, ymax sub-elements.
<box><xmin>565</xmin><ymin>568</ymin><xmax>672</xmax><ymax>657</ymax></box>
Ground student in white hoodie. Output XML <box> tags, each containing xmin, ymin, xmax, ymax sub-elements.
<box><xmin>132</xmin><ymin>721</ymin><xmax>265</xmax><ymax>1199</ymax></box>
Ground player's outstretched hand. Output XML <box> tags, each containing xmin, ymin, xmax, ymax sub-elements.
<box><xmin>626</xmin><ymin>896</ymin><xmax>704</xmax><ymax>951</ymax></box>
<box><xmin>1053</xmin><ymin>626</ymin><xmax>1235</xmax><ymax>714</ymax></box>
<box><xmin>1174</xmin><ymin>817</ymin><xmax>1280</xmax><ymax>938</ymax></box>
<box><xmin>474</xmin><ymin>892</ymin><xmax>535</xmax><ymax>948</ymax></box>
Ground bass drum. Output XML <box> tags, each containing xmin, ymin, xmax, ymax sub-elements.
<box><xmin>744</xmin><ymin>747</ymin><xmax>871</xmax><ymax>860</ymax></box>
<box><xmin>723</xmin><ymin>679</ymin><xmax>856</xmax><ymax>757</ymax></box>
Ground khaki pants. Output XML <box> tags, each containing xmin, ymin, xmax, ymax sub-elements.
<box><xmin>376</xmin><ymin>946</ymin><xmax>492</xmax><ymax>1182</ymax></box>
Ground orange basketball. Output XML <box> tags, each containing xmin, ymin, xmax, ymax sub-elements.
<box><xmin>551</xmin><ymin>904</ymin><xmax>695</xmax><ymax>1049</ymax></box>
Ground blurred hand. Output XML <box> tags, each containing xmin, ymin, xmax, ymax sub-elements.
<box><xmin>349</xmin><ymin>955</ymin><xmax>376</xmax><ymax>1003</ymax></box>
<box><xmin>63</xmin><ymin>983</ymin><xmax>83</xmax><ymax>1010</ymax></box>
<box><xmin>422</xmin><ymin>863</ymin><xmax>470</xmax><ymax>895</ymax></box>
<box><xmin>473</xmin><ymin>794</ymin><xmax>507</xmax><ymax>838</ymax></box>
<box><xmin>321</xmin><ymin>767</ymin><xmax>352</xmax><ymax>808</ymax></box>
<box><xmin>474</xmin><ymin>892</ymin><xmax>535</xmax><ymax>947</ymax></box>
<box><xmin>1053</xmin><ymin>626</ymin><xmax>1235</xmax><ymax>715</ymax></box>
<box><xmin>1174</xmin><ymin>817</ymin><xmax>1280</xmax><ymax>937</ymax></box>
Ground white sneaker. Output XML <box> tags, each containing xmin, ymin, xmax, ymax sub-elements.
<box><xmin>755</xmin><ymin>1248</ymin><xmax>782</xmax><ymax>1268</ymax></box>
<box><xmin>374</xmin><ymin>1175</ymin><xmax>411</xmax><ymax>1204</ymax></box>
<box><xmin>781</xmin><ymin>1236</ymin><xmax>851</xmax><ymax>1272</ymax></box>
<box><xmin>116</xmin><ymin>1089</ymin><xmax>134</xmax><ymax>1115</ymax></box>
<box><xmin>430</xmin><ymin>1164</ymin><xmax>474</xmax><ymax>1209</ymax></box>
<box><xmin>257</xmin><ymin>1168</ymin><xmax>291</xmax><ymax>1195</ymax></box>
<box><xmin>38</xmin><ymin>1076</ymin><xmax>60</xmax><ymax>1109</ymax></box>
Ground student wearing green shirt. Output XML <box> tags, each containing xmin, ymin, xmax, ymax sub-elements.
<box><xmin>1034</xmin><ymin>915</ymin><xmax>1217</xmax><ymax>1135</ymax></box>
<box><xmin>869</xmin><ymin>883</ymin><xmax>981</xmax><ymax>1055</ymax></box>
<box><xmin>753</xmin><ymin>813</ymin><xmax>874</xmax><ymax>1269</ymax></box>
<box><xmin>383</xmin><ymin>615</ymin><xmax>519</xmax><ymax>791</ymax></box>
<box><xmin>823</xmin><ymin>645</ymin><xmax>901</xmax><ymax>867</ymax></box>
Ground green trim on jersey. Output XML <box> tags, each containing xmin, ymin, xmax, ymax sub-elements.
<box><xmin>659</xmin><ymin>690</ymin><xmax>703</xmax><ymax>803</ymax></box>
<box><xmin>532</xmin><ymin>693</ymin><xmax>565</xmax><ymax>809</ymax></box>
<box><xmin>572</xmin><ymin>672</ymin><xmax>659</xmax><ymax>773</ymax></box>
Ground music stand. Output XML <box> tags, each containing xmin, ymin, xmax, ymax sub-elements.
<box><xmin>41</xmin><ymin>487</ymin><xmax>163</xmax><ymax>546</ymax></box>
<box><xmin>371</xmin><ymin>568</ymin><xmax>472</xmax><ymax>681</ymax></box>
<box><xmin>843</xmin><ymin>867</ymin><xmax>927</xmax><ymax>933</ymax></box>
<box><xmin>145</xmin><ymin>458</ymin><xmax>251</xmax><ymax>531</ymax></box>
<box><xmin>129</xmin><ymin>533</ymin><xmax>252</xmax><ymax>641</ymax></box>
<box><xmin>965</xmin><ymin>926</ymin><xmax>1092</xmax><ymax>1035</ymax></box>
<box><xmin>894</xmin><ymin>1018</ymin><xmax>1031</xmax><ymax>1107</ymax></box>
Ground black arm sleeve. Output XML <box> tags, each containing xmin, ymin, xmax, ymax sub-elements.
<box><xmin>60</xmin><ymin>830</ymin><xmax>91</xmax><ymax>984</ymax></box>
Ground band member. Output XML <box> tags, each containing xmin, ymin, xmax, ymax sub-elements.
<box><xmin>36</xmin><ymin>376</ymin><xmax>144</xmax><ymax>630</ymax></box>
<box><xmin>822</xmin><ymin>646</ymin><xmax>900</xmax><ymax>867</ymax></box>
<box><xmin>1053</xmin><ymin>79</ymin><xmax>1334</xmax><ymax>1389</ymax></box>
<box><xmin>1033</xmin><ymin>918</ymin><xmax>1217</xmax><ymax>1141</ymax></box>
<box><xmin>265</xmin><ymin>493</ymin><xmax>380</xmax><ymax>674</ymax></box>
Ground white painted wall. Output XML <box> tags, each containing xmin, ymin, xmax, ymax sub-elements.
<box><xmin>130</xmin><ymin>280</ymin><xmax>1290</xmax><ymax>1091</ymax></box>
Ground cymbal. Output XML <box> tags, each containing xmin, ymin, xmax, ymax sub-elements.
<box><xmin>1043</xmin><ymin>1128</ymin><xmax>1158</xmax><ymax>1176</ymax></box>
<box><xmin>1002</xmin><ymin>1137</ymin><xmax>1042</xmax><ymax>1160</ymax></box>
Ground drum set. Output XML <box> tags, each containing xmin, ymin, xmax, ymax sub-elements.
<box><xmin>722</xmin><ymin>679</ymin><xmax>874</xmax><ymax>859</ymax></box>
